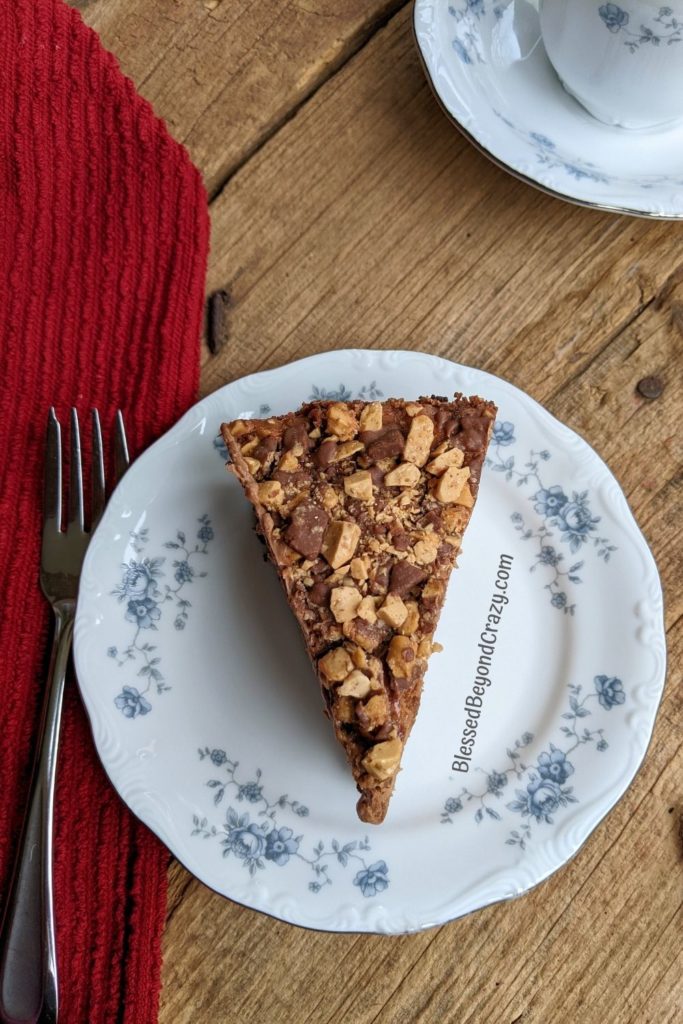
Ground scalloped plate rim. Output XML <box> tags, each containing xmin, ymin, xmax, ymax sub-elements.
<box><xmin>73</xmin><ymin>348</ymin><xmax>666</xmax><ymax>933</ymax></box>
<box><xmin>412</xmin><ymin>0</ymin><xmax>683</xmax><ymax>220</ymax></box>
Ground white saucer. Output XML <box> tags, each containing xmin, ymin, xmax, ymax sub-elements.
<box><xmin>414</xmin><ymin>0</ymin><xmax>683</xmax><ymax>218</ymax></box>
<box><xmin>73</xmin><ymin>350</ymin><xmax>665</xmax><ymax>933</ymax></box>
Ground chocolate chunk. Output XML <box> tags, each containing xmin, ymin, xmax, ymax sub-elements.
<box><xmin>344</xmin><ymin>616</ymin><xmax>390</xmax><ymax>653</ymax></box>
<box><xmin>313</xmin><ymin>439</ymin><xmax>338</xmax><ymax>468</ymax></box>
<box><xmin>460</xmin><ymin>410</ymin><xmax>489</xmax><ymax>452</ymax></box>
<box><xmin>283</xmin><ymin>418</ymin><xmax>313</xmax><ymax>450</ymax></box>
<box><xmin>284</xmin><ymin>502</ymin><xmax>330</xmax><ymax>559</ymax></box>
<box><xmin>392</xmin><ymin>530</ymin><xmax>411</xmax><ymax>552</ymax></box>
<box><xmin>419</xmin><ymin>509</ymin><xmax>443</xmax><ymax>532</ymax></box>
<box><xmin>308</xmin><ymin>581</ymin><xmax>331</xmax><ymax>607</ymax></box>
<box><xmin>272</xmin><ymin>469</ymin><xmax>311</xmax><ymax>489</ymax></box>
<box><xmin>361</xmin><ymin>426</ymin><xmax>405</xmax><ymax>462</ymax></box>
<box><xmin>254</xmin><ymin>434</ymin><xmax>278</xmax><ymax>462</ymax></box>
<box><xmin>434</xmin><ymin>408</ymin><xmax>458</xmax><ymax>445</ymax></box>
<box><xmin>437</xmin><ymin>542</ymin><xmax>456</xmax><ymax>567</ymax></box>
<box><xmin>389</xmin><ymin>560</ymin><xmax>428</xmax><ymax>596</ymax></box>
<box><xmin>467</xmin><ymin>454</ymin><xmax>484</xmax><ymax>489</ymax></box>
<box><xmin>368</xmin><ymin>465</ymin><xmax>385</xmax><ymax>487</ymax></box>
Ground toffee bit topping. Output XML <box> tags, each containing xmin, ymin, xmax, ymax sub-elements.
<box><xmin>221</xmin><ymin>392</ymin><xmax>497</xmax><ymax>824</ymax></box>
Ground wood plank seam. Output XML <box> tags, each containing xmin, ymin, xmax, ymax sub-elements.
<box><xmin>206</xmin><ymin>0</ymin><xmax>410</xmax><ymax>203</ymax></box>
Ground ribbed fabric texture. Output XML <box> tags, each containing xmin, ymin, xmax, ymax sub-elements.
<box><xmin>0</xmin><ymin>2</ymin><xmax>209</xmax><ymax>1021</ymax></box>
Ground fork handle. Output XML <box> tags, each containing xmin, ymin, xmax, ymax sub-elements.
<box><xmin>0</xmin><ymin>603</ymin><xmax>74</xmax><ymax>1024</ymax></box>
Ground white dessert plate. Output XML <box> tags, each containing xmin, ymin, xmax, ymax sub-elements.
<box><xmin>414</xmin><ymin>0</ymin><xmax>683</xmax><ymax>218</ymax></box>
<box><xmin>74</xmin><ymin>349</ymin><xmax>665</xmax><ymax>933</ymax></box>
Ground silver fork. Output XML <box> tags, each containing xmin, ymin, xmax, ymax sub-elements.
<box><xmin>0</xmin><ymin>409</ymin><xmax>130</xmax><ymax>1024</ymax></box>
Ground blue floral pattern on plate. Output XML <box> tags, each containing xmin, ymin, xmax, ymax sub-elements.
<box><xmin>495</xmin><ymin>115</ymin><xmax>612</xmax><ymax>184</ymax></box>
<box><xmin>599</xmin><ymin>4</ymin><xmax>683</xmax><ymax>51</ymax></box>
<box><xmin>448</xmin><ymin>1</ymin><xmax>505</xmax><ymax>64</ymax></box>
<box><xmin>192</xmin><ymin>750</ymin><xmax>389</xmax><ymax>896</ymax></box>
<box><xmin>486</xmin><ymin>421</ymin><xmax>616</xmax><ymax>614</ymax></box>
<box><xmin>442</xmin><ymin>675</ymin><xmax>624</xmax><ymax>847</ymax></box>
<box><xmin>309</xmin><ymin>380</ymin><xmax>383</xmax><ymax>402</ymax></box>
<box><xmin>110</xmin><ymin>517</ymin><xmax>214</xmax><ymax>716</ymax></box>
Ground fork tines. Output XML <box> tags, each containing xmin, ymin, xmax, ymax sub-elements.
<box><xmin>45</xmin><ymin>409</ymin><xmax>129</xmax><ymax>536</ymax></box>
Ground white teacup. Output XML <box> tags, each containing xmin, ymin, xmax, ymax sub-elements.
<box><xmin>539</xmin><ymin>1</ymin><xmax>683</xmax><ymax>129</ymax></box>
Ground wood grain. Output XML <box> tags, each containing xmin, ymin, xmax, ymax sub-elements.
<box><xmin>72</xmin><ymin>2</ymin><xmax>683</xmax><ymax>1021</ymax></box>
<box><xmin>74</xmin><ymin>0</ymin><xmax>406</xmax><ymax>196</ymax></box>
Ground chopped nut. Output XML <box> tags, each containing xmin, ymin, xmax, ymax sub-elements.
<box><xmin>273</xmin><ymin>540</ymin><xmax>302</xmax><ymax>566</ymax></box>
<box><xmin>417</xmin><ymin>638</ymin><xmax>434</xmax><ymax>659</ymax></box>
<box><xmin>327</xmin><ymin>403</ymin><xmax>359</xmax><ymax>441</ymax></box>
<box><xmin>426</xmin><ymin>447</ymin><xmax>465</xmax><ymax>475</ymax></box>
<box><xmin>337</xmin><ymin>670</ymin><xmax>374</xmax><ymax>699</ymax></box>
<box><xmin>357</xmin><ymin>596</ymin><xmax>378</xmax><ymax>623</ymax></box>
<box><xmin>240</xmin><ymin>438</ymin><xmax>259</xmax><ymax>456</ymax></box>
<box><xmin>334</xmin><ymin>695</ymin><xmax>356</xmax><ymax>724</ymax></box>
<box><xmin>441</xmin><ymin>507</ymin><xmax>464</xmax><ymax>535</ymax></box>
<box><xmin>278</xmin><ymin>450</ymin><xmax>299</xmax><ymax>472</ymax></box>
<box><xmin>229</xmin><ymin>420</ymin><xmax>249</xmax><ymax>437</ymax></box>
<box><xmin>431</xmin><ymin>441</ymin><xmax>448</xmax><ymax>456</ymax></box>
<box><xmin>309</xmin><ymin>427</ymin><xmax>321</xmax><ymax>439</ymax></box>
<box><xmin>432</xmin><ymin>641</ymin><xmax>443</xmax><ymax>653</ymax></box>
<box><xmin>434</xmin><ymin>466</ymin><xmax>470</xmax><ymax>504</ymax></box>
<box><xmin>377</xmin><ymin>593</ymin><xmax>408</xmax><ymax>628</ymax></box>
<box><xmin>403</xmin><ymin>415</ymin><xmax>434</xmax><ymax>467</ymax></box>
<box><xmin>422</xmin><ymin>578</ymin><xmax>445</xmax><ymax>603</ymax></box>
<box><xmin>257</xmin><ymin>480</ymin><xmax>283</xmax><ymax>509</ymax></box>
<box><xmin>330</xmin><ymin>586</ymin><xmax>362</xmax><ymax>623</ymax></box>
<box><xmin>357</xmin><ymin>693</ymin><xmax>389</xmax><ymax>732</ymax></box>
<box><xmin>333</xmin><ymin>440</ymin><xmax>364</xmax><ymax>461</ymax></box>
<box><xmin>387</xmin><ymin>635</ymin><xmax>417</xmax><ymax>681</ymax></box>
<box><xmin>405</xmin><ymin>402</ymin><xmax>423</xmax><ymax>417</ymax></box>
<box><xmin>350</xmin><ymin>557</ymin><xmax>369</xmax><ymax>581</ymax></box>
<box><xmin>359</xmin><ymin>402</ymin><xmax>383</xmax><ymax>431</ymax></box>
<box><xmin>398</xmin><ymin>600</ymin><xmax>420</xmax><ymax>635</ymax></box>
<box><xmin>348</xmin><ymin>644</ymin><xmax>368</xmax><ymax>670</ymax></box>
<box><xmin>322</xmin><ymin>520</ymin><xmax>361</xmax><ymax>569</ymax></box>
<box><xmin>320</xmin><ymin>485</ymin><xmax>339</xmax><ymax>510</ymax></box>
<box><xmin>361</xmin><ymin>737</ymin><xmax>403</xmax><ymax>781</ymax></box>
<box><xmin>455</xmin><ymin>481</ymin><xmax>475</xmax><ymax>508</ymax></box>
<box><xmin>344</xmin><ymin>470</ymin><xmax>373</xmax><ymax>502</ymax></box>
<box><xmin>319</xmin><ymin>647</ymin><xmax>354</xmax><ymax>683</ymax></box>
<box><xmin>243</xmin><ymin>456</ymin><xmax>261</xmax><ymax>476</ymax></box>
<box><xmin>413</xmin><ymin>533</ymin><xmax>439</xmax><ymax>565</ymax></box>
<box><xmin>384</xmin><ymin>462</ymin><xmax>420</xmax><ymax>488</ymax></box>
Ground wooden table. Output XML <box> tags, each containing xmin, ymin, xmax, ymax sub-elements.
<box><xmin>74</xmin><ymin>3</ymin><xmax>682</xmax><ymax>1021</ymax></box>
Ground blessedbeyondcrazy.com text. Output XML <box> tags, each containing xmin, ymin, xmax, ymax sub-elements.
<box><xmin>452</xmin><ymin>553</ymin><xmax>514</xmax><ymax>772</ymax></box>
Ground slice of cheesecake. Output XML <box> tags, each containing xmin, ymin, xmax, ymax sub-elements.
<box><xmin>221</xmin><ymin>393</ymin><xmax>496</xmax><ymax>824</ymax></box>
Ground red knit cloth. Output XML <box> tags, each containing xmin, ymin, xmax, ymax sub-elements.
<box><xmin>0</xmin><ymin>2</ymin><xmax>209</xmax><ymax>1021</ymax></box>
